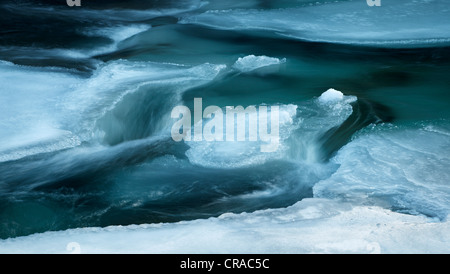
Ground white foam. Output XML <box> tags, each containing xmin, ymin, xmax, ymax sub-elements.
<box><xmin>232</xmin><ymin>55</ymin><xmax>286</xmax><ymax>74</ymax></box>
<box><xmin>181</xmin><ymin>0</ymin><xmax>450</xmax><ymax>47</ymax></box>
<box><xmin>67</xmin><ymin>61</ymin><xmax>226</xmax><ymax>141</ymax></box>
<box><xmin>79</xmin><ymin>24</ymin><xmax>151</xmax><ymax>56</ymax></box>
<box><xmin>0</xmin><ymin>46</ymin><xmax>92</xmax><ymax>60</ymax></box>
<box><xmin>96</xmin><ymin>25</ymin><xmax>150</xmax><ymax>43</ymax></box>
<box><xmin>0</xmin><ymin>127</ymin><xmax>80</xmax><ymax>163</ymax></box>
<box><xmin>14</xmin><ymin>25</ymin><xmax>152</xmax><ymax>59</ymax></box>
<box><xmin>0</xmin><ymin>198</ymin><xmax>447</xmax><ymax>253</ymax></box>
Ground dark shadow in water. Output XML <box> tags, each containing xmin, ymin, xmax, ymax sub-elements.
<box><xmin>319</xmin><ymin>99</ymin><xmax>394</xmax><ymax>162</ymax></box>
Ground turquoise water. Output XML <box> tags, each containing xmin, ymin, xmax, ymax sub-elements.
<box><xmin>0</xmin><ymin>0</ymin><xmax>449</xmax><ymax>240</ymax></box>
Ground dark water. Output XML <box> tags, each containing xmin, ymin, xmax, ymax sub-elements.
<box><xmin>0</xmin><ymin>0</ymin><xmax>449</xmax><ymax>239</ymax></box>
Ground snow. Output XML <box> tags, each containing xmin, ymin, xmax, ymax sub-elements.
<box><xmin>0</xmin><ymin>198</ymin><xmax>448</xmax><ymax>254</ymax></box>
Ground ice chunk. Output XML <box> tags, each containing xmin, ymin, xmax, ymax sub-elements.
<box><xmin>314</xmin><ymin>122</ymin><xmax>450</xmax><ymax>220</ymax></box>
<box><xmin>232</xmin><ymin>55</ymin><xmax>286</xmax><ymax>74</ymax></box>
<box><xmin>181</xmin><ymin>0</ymin><xmax>450</xmax><ymax>48</ymax></box>
<box><xmin>318</xmin><ymin>88</ymin><xmax>344</xmax><ymax>104</ymax></box>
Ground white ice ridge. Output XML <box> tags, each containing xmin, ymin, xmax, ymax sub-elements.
<box><xmin>232</xmin><ymin>55</ymin><xmax>286</xmax><ymax>73</ymax></box>
<box><xmin>0</xmin><ymin>198</ymin><xmax>448</xmax><ymax>254</ymax></box>
<box><xmin>180</xmin><ymin>0</ymin><xmax>450</xmax><ymax>47</ymax></box>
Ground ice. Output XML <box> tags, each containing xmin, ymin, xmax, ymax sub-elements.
<box><xmin>0</xmin><ymin>61</ymin><xmax>82</xmax><ymax>161</ymax></box>
<box><xmin>180</xmin><ymin>0</ymin><xmax>450</xmax><ymax>48</ymax></box>
<box><xmin>0</xmin><ymin>198</ymin><xmax>448</xmax><ymax>254</ymax></box>
<box><xmin>318</xmin><ymin>88</ymin><xmax>344</xmax><ymax>104</ymax></box>
<box><xmin>185</xmin><ymin>104</ymin><xmax>299</xmax><ymax>168</ymax></box>
<box><xmin>83</xmin><ymin>61</ymin><xmax>226</xmax><ymax>144</ymax></box>
<box><xmin>232</xmin><ymin>55</ymin><xmax>286</xmax><ymax>74</ymax></box>
<box><xmin>185</xmin><ymin>88</ymin><xmax>358</xmax><ymax>168</ymax></box>
<box><xmin>0</xmin><ymin>60</ymin><xmax>226</xmax><ymax>162</ymax></box>
<box><xmin>314</xmin><ymin>122</ymin><xmax>450</xmax><ymax>220</ymax></box>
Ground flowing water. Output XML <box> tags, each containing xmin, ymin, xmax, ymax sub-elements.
<box><xmin>0</xmin><ymin>0</ymin><xmax>449</xmax><ymax>247</ymax></box>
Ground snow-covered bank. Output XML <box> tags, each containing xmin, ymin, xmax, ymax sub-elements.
<box><xmin>1</xmin><ymin>198</ymin><xmax>448</xmax><ymax>254</ymax></box>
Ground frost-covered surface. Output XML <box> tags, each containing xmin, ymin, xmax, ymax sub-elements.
<box><xmin>314</xmin><ymin>123</ymin><xmax>450</xmax><ymax>220</ymax></box>
<box><xmin>181</xmin><ymin>0</ymin><xmax>450</xmax><ymax>48</ymax></box>
<box><xmin>0</xmin><ymin>198</ymin><xmax>448</xmax><ymax>254</ymax></box>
